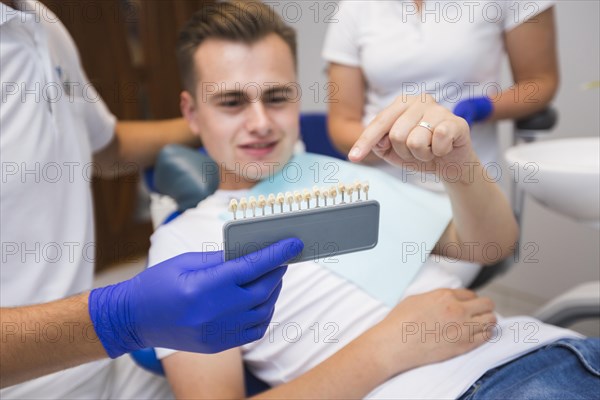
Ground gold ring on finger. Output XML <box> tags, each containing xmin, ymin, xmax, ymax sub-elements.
<box><xmin>417</xmin><ymin>121</ymin><xmax>434</xmax><ymax>133</ymax></box>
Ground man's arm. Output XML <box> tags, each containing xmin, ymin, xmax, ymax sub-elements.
<box><xmin>163</xmin><ymin>289</ymin><xmax>496</xmax><ymax>400</ymax></box>
<box><xmin>434</xmin><ymin>153</ymin><xmax>519</xmax><ymax>265</ymax></box>
<box><xmin>163</xmin><ymin>329</ymin><xmax>386</xmax><ymax>400</ymax></box>
<box><xmin>164</xmin><ymin>349</ymin><xmax>245</xmax><ymax>399</ymax></box>
<box><xmin>349</xmin><ymin>95</ymin><xmax>519</xmax><ymax>265</ymax></box>
<box><xmin>0</xmin><ymin>293</ymin><xmax>106</xmax><ymax>389</ymax></box>
<box><xmin>93</xmin><ymin>118</ymin><xmax>201</xmax><ymax>174</ymax></box>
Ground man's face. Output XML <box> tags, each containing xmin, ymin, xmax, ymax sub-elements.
<box><xmin>181</xmin><ymin>33</ymin><xmax>300</xmax><ymax>190</ymax></box>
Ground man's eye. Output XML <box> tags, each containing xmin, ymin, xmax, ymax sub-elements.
<box><xmin>220</xmin><ymin>99</ymin><xmax>242</xmax><ymax>107</ymax></box>
<box><xmin>267</xmin><ymin>96</ymin><xmax>287</xmax><ymax>104</ymax></box>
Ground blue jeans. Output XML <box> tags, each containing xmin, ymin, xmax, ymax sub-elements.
<box><xmin>458</xmin><ymin>338</ymin><xmax>600</xmax><ymax>399</ymax></box>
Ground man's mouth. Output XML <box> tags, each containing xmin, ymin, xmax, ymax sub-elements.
<box><xmin>241</xmin><ymin>142</ymin><xmax>276</xmax><ymax>149</ymax></box>
<box><xmin>238</xmin><ymin>140</ymin><xmax>278</xmax><ymax>156</ymax></box>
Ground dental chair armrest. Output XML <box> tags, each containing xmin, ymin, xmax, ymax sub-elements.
<box><xmin>468</xmin><ymin>257</ymin><xmax>513</xmax><ymax>290</ymax></box>
<box><xmin>533</xmin><ymin>281</ymin><xmax>600</xmax><ymax>328</ymax></box>
<box><xmin>515</xmin><ymin>107</ymin><xmax>558</xmax><ymax>142</ymax></box>
<box><xmin>154</xmin><ymin>145</ymin><xmax>219</xmax><ymax>212</ymax></box>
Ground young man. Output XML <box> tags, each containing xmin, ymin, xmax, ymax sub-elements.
<box><xmin>148</xmin><ymin>2</ymin><xmax>599</xmax><ymax>399</ymax></box>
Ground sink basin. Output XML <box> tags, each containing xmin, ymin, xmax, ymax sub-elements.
<box><xmin>505</xmin><ymin>137</ymin><xmax>600</xmax><ymax>225</ymax></box>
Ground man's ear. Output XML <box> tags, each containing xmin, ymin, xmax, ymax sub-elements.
<box><xmin>180</xmin><ymin>91</ymin><xmax>201</xmax><ymax>135</ymax></box>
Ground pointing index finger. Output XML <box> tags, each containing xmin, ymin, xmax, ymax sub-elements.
<box><xmin>348</xmin><ymin>98</ymin><xmax>411</xmax><ymax>162</ymax></box>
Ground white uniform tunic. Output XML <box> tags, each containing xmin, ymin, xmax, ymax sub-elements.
<box><xmin>322</xmin><ymin>0</ymin><xmax>555</xmax><ymax>169</ymax></box>
<box><xmin>1</xmin><ymin>2</ymin><xmax>170</xmax><ymax>398</ymax></box>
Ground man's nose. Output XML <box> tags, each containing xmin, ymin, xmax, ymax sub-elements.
<box><xmin>245</xmin><ymin>102</ymin><xmax>271</xmax><ymax>136</ymax></box>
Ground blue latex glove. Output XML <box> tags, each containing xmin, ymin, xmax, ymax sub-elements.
<box><xmin>89</xmin><ymin>238</ymin><xmax>303</xmax><ymax>358</ymax></box>
<box><xmin>453</xmin><ymin>96</ymin><xmax>493</xmax><ymax>126</ymax></box>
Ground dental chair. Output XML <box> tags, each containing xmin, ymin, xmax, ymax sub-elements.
<box><xmin>131</xmin><ymin>110</ymin><xmax>599</xmax><ymax>395</ymax></box>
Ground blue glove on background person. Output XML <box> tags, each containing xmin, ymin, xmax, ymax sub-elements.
<box><xmin>89</xmin><ymin>238</ymin><xmax>303</xmax><ymax>358</ymax></box>
<box><xmin>453</xmin><ymin>96</ymin><xmax>493</xmax><ymax>126</ymax></box>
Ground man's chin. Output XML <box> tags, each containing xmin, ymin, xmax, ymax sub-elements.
<box><xmin>218</xmin><ymin>159</ymin><xmax>281</xmax><ymax>186</ymax></box>
<box><xmin>240</xmin><ymin>159</ymin><xmax>286</xmax><ymax>181</ymax></box>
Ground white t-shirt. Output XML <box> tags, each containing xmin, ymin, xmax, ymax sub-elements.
<box><xmin>0</xmin><ymin>2</ymin><xmax>134</xmax><ymax>398</ymax></box>
<box><xmin>149</xmin><ymin>189</ymin><xmax>579</xmax><ymax>399</ymax></box>
<box><xmin>322</xmin><ymin>0</ymin><xmax>555</xmax><ymax>168</ymax></box>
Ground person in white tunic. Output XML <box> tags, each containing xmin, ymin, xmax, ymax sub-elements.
<box><xmin>1</xmin><ymin>1</ymin><xmax>303</xmax><ymax>398</ymax></box>
<box><xmin>324</xmin><ymin>0</ymin><xmax>558</xmax><ymax>176</ymax></box>
<box><xmin>323</xmin><ymin>0</ymin><xmax>559</xmax><ymax>289</ymax></box>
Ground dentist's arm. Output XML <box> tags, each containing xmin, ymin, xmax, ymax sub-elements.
<box><xmin>496</xmin><ymin>7</ymin><xmax>558</xmax><ymax>120</ymax></box>
<box><xmin>327</xmin><ymin>63</ymin><xmax>384</xmax><ymax>163</ymax></box>
<box><xmin>0</xmin><ymin>293</ymin><xmax>105</xmax><ymax>389</ymax></box>
<box><xmin>93</xmin><ymin>118</ymin><xmax>201</xmax><ymax>175</ymax></box>
<box><xmin>349</xmin><ymin>95</ymin><xmax>518</xmax><ymax>265</ymax></box>
<box><xmin>0</xmin><ymin>239</ymin><xmax>303</xmax><ymax>389</ymax></box>
<box><xmin>327</xmin><ymin>63</ymin><xmax>367</xmax><ymax>155</ymax></box>
<box><xmin>452</xmin><ymin>8</ymin><xmax>558</xmax><ymax>126</ymax></box>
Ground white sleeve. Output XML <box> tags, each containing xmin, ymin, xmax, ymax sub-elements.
<box><xmin>502</xmin><ymin>0</ymin><xmax>555</xmax><ymax>32</ymax></box>
<box><xmin>66</xmin><ymin>36</ymin><xmax>116</xmax><ymax>153</ymax></box>
<box><xmin>321</xmin><ymin>1</ymin><xmax>361</xmax><ymax>67</ymax></box>
<box><xmin>77</xmin><ymin>71</ymin><xmax>116</xmax><ymax>153</ymax></box>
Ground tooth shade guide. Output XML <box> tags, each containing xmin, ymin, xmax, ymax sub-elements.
<box><xmin>228</xmin><ymin>199</ymin><xmax>238</xmax><ymax>220</ymax></box>
<box><xmin>268</xmin><ymin>194</ymin><xmax>276</xmax><ymax>214</ymax></box>
<box><xmin>258</xmin><ymin>195</ymin><xmax>267</xmax><ymax>216</ymax></box>
<box><xmin>329</xmin><ymin>187</ymin><xmax>337</xmax><ymax>205</ymax></box>
<box><xmin>240</xmin><ymin>199</ymin><xmax>248</xmax><ymax>218</ymax></box>
<box><xmin>224</xmin><ymin>198</ymin><xmax>380</xmax><ymax>264</ymax></box>
<box><xmin>249</xmin><ymin>196</ymin><xmax>257</xmax><ymax>217</ymax></box>
<box><xmin>229</xmin><ymin>181</ymin><xmax>372</xmax><ymax>219</ymax></box>
<box><xmin>347</xmin><ymin>185</ymin><xmax>354</xmax><ymax>203</ymax></box>
<box><xmin>302</xmin><ymin>189</ymin><xmax>312</xmax><ymax>210</ymax></box>
<box><xmin>312</xmin><ymin>186</ymin><xmax>321</xmax><ymax>208</ymax></box>
<box><xmin>294</xmin><ymin>191</ymin><xmax>303</xmax><ymax>210</ymax></box>
<box><xmin>285</xmin><ymin>192</ymin><xmax>294</xmax><ymax>212</ymax></box>
<box><xmin>338</xmin><ymin>183</ymin><xmax>346</xmax><ymax>204</ymax></box>
<box><xmin>355</xmin><ymin>181</ymin><xmax>363</xmax><ymax>201</ymax></box>
<box><xmin>321</xmin><ymin>187</ymin><xmax>328</xmax><ymax>206</ymax></box>
<box><xmin>304</xmin><ymin>190</ymin><xmax>312</xmax><ymax>210</ymax></box>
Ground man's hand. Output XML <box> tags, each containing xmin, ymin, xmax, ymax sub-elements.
<box><xmin>348</xmin><ymin>95</ymin><xmax>476</xmax><ymax>180</ymax></box>
<box><xmin>347</xmin><ymin>95</ymin><xmax>518</xmax><ymax>264</ymax></box>
<box><xmin>370</xmin><ymin>288</ymin><xmax>497</xmax><ymax>378</ymax></box>
<box><xmin>88</xmin><ymin>238</ymin><xmax>303</xmax><ymax>358</ymax></box>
